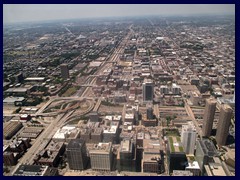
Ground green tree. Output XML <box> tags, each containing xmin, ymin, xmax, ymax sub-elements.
<box><xmin>166</xmin><ymin>116</ymin><xmax>171</xmax><ymax>127</ymax></box>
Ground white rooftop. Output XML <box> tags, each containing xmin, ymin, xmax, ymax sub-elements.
<box><xmin>53</xmin><ymin>126</ymin><xmax>77</xmax><ymax>139</ymax></box>
<box><xmin>186</xmin><ymin>161</ymin><xmax>200</xmax><ymax>169</ymax></box>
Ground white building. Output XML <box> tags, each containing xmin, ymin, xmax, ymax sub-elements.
<box><xmin>160</xmin><ymin>85</ymin><xmax>169</xmax><ymax>94</ymax></box>
<box><xmin>171</xmin><ymin>83</ymin><xmax>181</xmax><ymax>95</ymax></box>
<box><xmin>181</xmin><ymin>122</ymin><xmax>196</xmax><ymax>155</ymax></box>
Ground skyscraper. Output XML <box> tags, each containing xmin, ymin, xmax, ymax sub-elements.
<box><xmin>60</xmin><ymin>64</ymin><xmax>69</xmax><ymax>79</ymax></box>
<box><xmin>181</xmin><ymin>122</ymin><xmax>196</xmax><ymax>155</ymax></box>
<box><xmin>167</xmin><ymin>136</ymin><xmax>188</xmax><ymax>173</ymax></box>
<box><xmin>89</xmin><ymin>142</ymin><xmax>113</xmax><ymax>171</ymax></box>
<box><xmin>146</xmin><ymin>104</ymin><xmax>154</xmax><ymax>119</ymax></box>
<box><xmin>142</xmin><ymin>79</ymin><xmax>154</xmax><ymax>103</ymax></box>
<box><xmin>66</xmin><ymin>139</ymin><xmax>88</xmax><ymax>170</ymax></box>
<box><xmin>202</xmin><ymin>98</ymin><xmax>217</xmax><ymax>137</ymax></box>
<box><xmin>117</xmin><ymin>139</ymin><xmax>136</xmax><ymax>172</ymax></box>
<box><xmin>195</xmin><ymin>139</ymin><xmax>218</xmax><ymax>175</ymax></box>
<box><xmin>216</xmin><ymin>104</ymin><xmax>233</xmax><ymax>146</ymax></box>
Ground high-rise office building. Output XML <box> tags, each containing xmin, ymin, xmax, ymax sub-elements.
<box><xmin>146</xmin><ymin>105</ymin><xmax>153</xmax><ymax>119</ymax></box>
<box><xmin>195</xmin><ymin>139</ymin><xmax>218</xmax><ymax>175</ymax></box>
<box><xmin>89</xmin><ymin>142</ymin><xmax>113</xmax><ymax>171</ymax></box>
<box><xmin>181</xmin><ymin>122</ymin><xmax>196</xmax><ymax>155</ymax></box>
<box><xmin>60</xmin><ymin>64</ymin><xmax>69</xmax><ymax>80</ymax></box>
<box><xmin>216</xmin><ymin>104</ymin><xmax>233</xmax><ymax>146</ymax></box>
<box><xmin>117</xmin><ymin>139</ymin><xmax>136</xmax><ymax>172</ymax></box>
<box><xmin>66</xmin><ymin>139</ymin><xmax>88</xmax><ymax>170</ymax></box>
<box><xmin>142</xmin><ymin>139</ymin><xmax>163</xmax><ymax>174</ymax></box>
<box><xmin>167</xmin><ymin>136</ymin><xmax>188</xmax><ymax>173</ymax></box>
<box><xmin>202</xmin><ymin>98</ymin><xmax>217</xmax><ymax>137</ymax></box>
<box><xmin>142</xmin><ymin>79</ymin><xmax>154</xmax><ymax>103</ymax></box>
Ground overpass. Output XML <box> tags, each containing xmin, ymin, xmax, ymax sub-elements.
<box><xmin>79</xmin><ymin>84</ymin><xmax>98</xmax><ymax>87</ymax></box>
<box><xmin>93</xmin><ymin>97</ymin><xmax>102</xmax><ymax>112</ymax></box>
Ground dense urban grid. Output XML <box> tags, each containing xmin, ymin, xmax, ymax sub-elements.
<box><xmin>3</xmin><ymin>15</ymin><xmax>235</xmax><ymax>176</ymax></box>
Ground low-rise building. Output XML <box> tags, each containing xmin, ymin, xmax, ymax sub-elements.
<box><xmin>13</xmin><ymin>165</ymin><xmax>58</xmax><ymax>176</ymax></box>
<box><xmin>3</xmin><ymin>121</ymin><xmax>23</xmax><ymax>140</ymax></box>
<box><xmin>34</xmin><ymin>141</ymin><xmax>65</xmax><ymax>167</ymax></box>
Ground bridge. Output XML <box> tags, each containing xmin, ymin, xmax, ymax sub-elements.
<box><xmin>79</xmin><ymin>84</ymin><xmax>98</xmax><ymax>87</ymax></box>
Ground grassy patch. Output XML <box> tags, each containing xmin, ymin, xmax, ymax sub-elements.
<box><xmin>176</xmin><ymin>136</ymin><xmax>181</xmax><ymax>142</ymax></box>
<box><xmin>169</xmin><ymin>137</ymin><xmax>175</xmax><ymax>152</ymax></box>
<box><xmin>62</xmin><ymin>87</ymin><xmax>77</xmax><ymax>97</ymax></box>
<box><xmin>165</xmin><ymin>129</ymin><xmax>180</xmax><ymax>137</ymax></box>
<box><xmin>189</xmin><ymin>156</ymin><xmax>195</xmax><ymax>161</ymax></box>
<box><xmin>179</xmin><ymin>146</ymin><xmax>184</xmax><ymax>152</ymax></box>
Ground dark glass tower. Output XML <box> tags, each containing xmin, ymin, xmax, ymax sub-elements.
<box><xmin>66</xmin><ymin>139</ymin><xmax>88</xmax><ymax>170</ymax></box>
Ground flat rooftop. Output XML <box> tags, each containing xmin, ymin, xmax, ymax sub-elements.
<box><xmin>197</xmin><ymin>139</ymin><xmax>218</xmax><ymax>157</ymax></box>
<box><xmin>3</xmin><ymin>97</ymin><xmax>25</xmax><ymax>103</ymax></box>
<box><xmin>25</xmin><ymin>77</ymin><xmax>45</xmax><ymax>81</ymax></box>
<box><xmin>204</xmin><ymin>163</ymin><xmax>227</xmax><ymax>176</ymax></box>
<box><xmin>120</xmin><ymin>139</ymin><xmax>131</xmax><ymax>153</ymax></box>
<box><xmin>13</xmin><ymin>165</ymin><xmax>48</xmax><ymax>176</ymax></box>
<box><xmin>168</xmin><ymin>136</ymin><xmax>184</xmax><ymax>153</ymax></box>
<box><xmin>5</xmin><ymin>88</ymin><xmax>28</xmax><ymax>93</ymax></box>
<box><xmin>90</xmin><ymin>142</ymin><xmax>112</xmax><ymax>154</ymax></box>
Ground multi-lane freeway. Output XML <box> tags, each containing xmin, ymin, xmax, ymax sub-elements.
<box><xmin>12</xmin><ymin>111</ymin><xmax>73</xmax><ymax>174</ymax></box>
<box><xmin>74</xmin><ymin>24</ymin><xmax>134</xmax><ymax>98</ymax></box>
<box><xmin>10</xmin><ymin>25</ymin><xmax>135</xmax><ymax>174</ymax></box>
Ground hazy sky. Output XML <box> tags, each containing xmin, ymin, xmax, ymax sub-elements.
<box><xmin>3</xmin><ymin>4</ymin><xmax>235</xmax><ymax>24</ymax></box>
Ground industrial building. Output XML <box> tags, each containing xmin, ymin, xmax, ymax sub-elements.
<box><xmin>3</xmin><ymin>97</ymin><xmax>25</xmax><ymax>106</ymax></box>
<box><xmin>18</xmin><ymin>127</ymin><xmax>43</xmax><ymax>139</ymax></box>
<box><xmin>3</xmin><ymin>121</ymin><xmax>23</xmax><ymax>140</ymax></box>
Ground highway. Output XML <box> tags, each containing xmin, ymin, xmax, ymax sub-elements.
<box><xmin>11</xmin><ymin>24</ymin><xmax>134</xmax><ymax>174</ymax></box>
<box><xmin>74</xmin><ymin>24</ymin><xmax>134</xmax><ymax>98</ymax></box>
<box><xmin>12</xmin><ymin>111</ymin><xmax>73</xmax><ymax>174</ymax></box>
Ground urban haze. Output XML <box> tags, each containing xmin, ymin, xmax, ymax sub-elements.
<box><xmin>4</xmin><ymin>4</ymin><xmax>235</xmax><ymax>24</ymax></box>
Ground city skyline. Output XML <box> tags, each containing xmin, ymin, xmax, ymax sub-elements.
<box><xmin>3</xmin><ymin>12</ymin><xmax>235</xmax><ymax>176</ymax></box>
<box><xmin>3</xmin><ymin>4</ymin><xmax>235</xmax><ymax>24</ymax></box>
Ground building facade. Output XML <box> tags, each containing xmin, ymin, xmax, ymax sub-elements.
<box><xmin>117</xmin><ymin>139</ymin><xmax>136</xmax><ymax>172</ymax></box>
<box><xmin>142</xmin><ymin>79</ymin><xmax>154</xmax><ymax>103</ymax></box>
<box><xmin>66</xmin><ymin>139</ymin><xmax>88</xmax><ymax>170</ymax></box>
<box><xmin>216</xmin><ymin>104</ymin><xmax>233</xmax><ymax>146</ymax></box>
<box><xmin>195</xmin><ymin>139</ymin><xmax>218</xmax><ymax>175</ymax></box>
<box><xmin>167</xmin><ymin>136</ymin><xmax>188</xmax><ymax>174</ymax></box>
<box><xmin>181</xmin><ymin>122</ymin><xmax>196</xmax><ymax>155</ymax></box>
<box><xmin>89</xmin><ymin>142</ymin><xmax>113</xmax><ymax>171</ymax></box>
<box><xmin>202</xmin><ymin>98</ymin><xmax>217</xmax><ymax>137</ymax></box>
